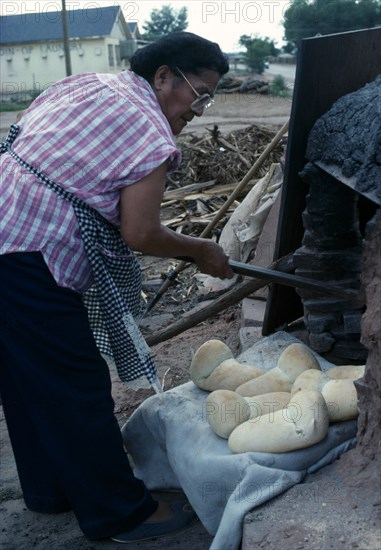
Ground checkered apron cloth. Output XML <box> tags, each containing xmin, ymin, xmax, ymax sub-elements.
<box><xmin>1</xmin><ymin>124</ymin><xmax>160</xmax><ymax>390</ymax></box>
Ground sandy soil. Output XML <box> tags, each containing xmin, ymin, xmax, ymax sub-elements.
<box><xmin>1</xmin><ymin>65</ymin><xmax>380</xmax><ymax>550</ymax></box>
<box><xmin>181</xmin><ymin>93</ymin><xmax>292</xmax><ymax>136</ymax></box>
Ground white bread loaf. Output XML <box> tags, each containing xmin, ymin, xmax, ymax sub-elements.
<box><xmin>291</xmin><ymin>370</ymin><xmax>359</xmax><ymax>421</ymax></box>
<box><xmin>228</xmin><ymin>389</ymin><xmax>329</xmax><ymax>453</ymax></box>
<box><xmin>206</xmin><ymin>390</ymin><xmax>251</xmax><ymax>438</ymax></box>
<box><xmin>205</xmin><ymin>390</ymin><xmax>291</xmax><ymax>438</ymax></box>
<box><xmin>190</xmin><ymin>339</ymin><xmax>264</xmax><ymax>391</ymax></box>
<box><xmin>236</xmin><ymin>343</ymin><xmax>321</xmax><ymax>397</ymax></box>
<box><xmin>325</xmin><ymin>364</ymin><xmax>365</xmax><ymax>380</ymax></box>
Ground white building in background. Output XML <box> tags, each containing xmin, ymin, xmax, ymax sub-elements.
<box><xmin>0</xmin><ymin>5</ymin><xmax>141</xmax><ymax>101</ymax></box>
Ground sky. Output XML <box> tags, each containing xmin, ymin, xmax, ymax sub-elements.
<box><xmin>1</xmin><ymin>0</ymin><xmax>289</xmax><ymax>51</ymax></box>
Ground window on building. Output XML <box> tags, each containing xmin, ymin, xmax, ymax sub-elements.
<box><xmin>115</xmin><ymin>45</ymin><xmax>121</xmax><ymax>66</ymax></box>
<box><xmin>108</xmin><ymin>44</ymin><xmax>115</xmax><ymax>67</ymax></box>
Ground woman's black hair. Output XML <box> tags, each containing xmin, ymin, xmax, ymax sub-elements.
<box><xmin>130</xmin><ymin>32</ymin><xmax>229</xmax><ymax>81</ymax></box>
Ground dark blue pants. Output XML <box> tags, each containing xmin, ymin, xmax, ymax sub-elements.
<box><xmin>0</xmin><ymin>252</ymin><xmax>156</xmax><ymax>539</ymax></box>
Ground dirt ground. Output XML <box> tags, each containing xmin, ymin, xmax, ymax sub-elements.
<box><xmin>1</xmin><ymin>65</ymin><xmax>380</xmax><ymax>550</ymax></box>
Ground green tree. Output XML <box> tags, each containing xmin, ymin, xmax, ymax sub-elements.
<box><xmin>284</xmin><ymin>0</ymin><xmax>381</xmax><ymax>48</ymax></box>
<box><xmin>282</xmin><ymin>42</ymin><xmax>296</xmax><ymax>54</ymax></box>
<box><xmin>142</xmin><ymin>4</ymin><xmax>188</xmax><ymax>41</ymax></box>
<box><xmin>239</xmin><ymin>35</ymin><xmax>278</xmax><ymax>74</ymax></box>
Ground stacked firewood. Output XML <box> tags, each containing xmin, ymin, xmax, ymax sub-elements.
<box><xmin>217</xmin><ymin>76</ymin><xmax>269</xmax><ymax>95</ymax></box>
<box><xmin>162</xmin><ymin>124</ymin><xmax>284</xmax><ymax>236</ymax></box>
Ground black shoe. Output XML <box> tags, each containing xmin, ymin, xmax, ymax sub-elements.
<box><xmin>111</xmin><ymin>500</ymin><xmax>198</xmax><ymax>543</ymax></box>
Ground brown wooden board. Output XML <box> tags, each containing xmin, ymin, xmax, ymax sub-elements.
<box><xmin>263</xmin><ymin>27</ymin><xmax>381</xmax><ymax>335</ymax></box>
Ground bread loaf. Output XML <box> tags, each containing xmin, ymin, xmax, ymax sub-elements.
<box><xmin>190</xmin><ymin>339</ymin><xmax>264</xmax><ymax>391</ymax></box>
<box><xmin>228</xmin><ymin>389</ymin><xmax>329</xmax><ymax>453</ymax></box>
<box><xmin>236</xmin><ymin>343</ymin><xmax>321</xmax><ymax>397</ymax></box>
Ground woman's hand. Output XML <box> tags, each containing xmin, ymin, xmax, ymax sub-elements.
<box><xmin>192</xmin><ymin>239</ymin><xmax>234</xmax><ymax>279</ymax></box>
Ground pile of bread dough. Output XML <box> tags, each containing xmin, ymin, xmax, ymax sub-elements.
<box><xmin>190</xmin><ymin>340</ymin><xmax>364</xmax><ymax>454</ymax></box>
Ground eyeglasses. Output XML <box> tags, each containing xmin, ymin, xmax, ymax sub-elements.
<box><xmin>176</xmin><ymin>67</ymin><xmax>215</xmax><ymax>113</ymax></box>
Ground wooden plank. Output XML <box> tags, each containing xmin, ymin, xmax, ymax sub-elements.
<box><xmin>263</xmin><ymin>27</ymin><xmax>381</xmax><ymax>335</ymax></box>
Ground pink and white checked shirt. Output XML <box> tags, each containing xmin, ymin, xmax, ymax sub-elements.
<box><xmin>0</xmin><ymin>71</ymin><xmax>181</xmax><ymax>292</ymax></box>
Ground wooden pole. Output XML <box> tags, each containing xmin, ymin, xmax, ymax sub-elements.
<box><xmin>62</xmin><ymin>0</ymin><xmax>72</xmax><ymax>76</ymax></box>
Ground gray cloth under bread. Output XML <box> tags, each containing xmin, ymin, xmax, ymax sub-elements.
<box><xmin>121</xmin><ymin>333</ymin><xmax>357</xmax><ymax>550</ymax></box>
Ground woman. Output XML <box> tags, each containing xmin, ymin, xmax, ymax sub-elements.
<box><xmin>0</xmin><ymin>32</ymin><xmax>233</xmax><ymax>543</ymax></box>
